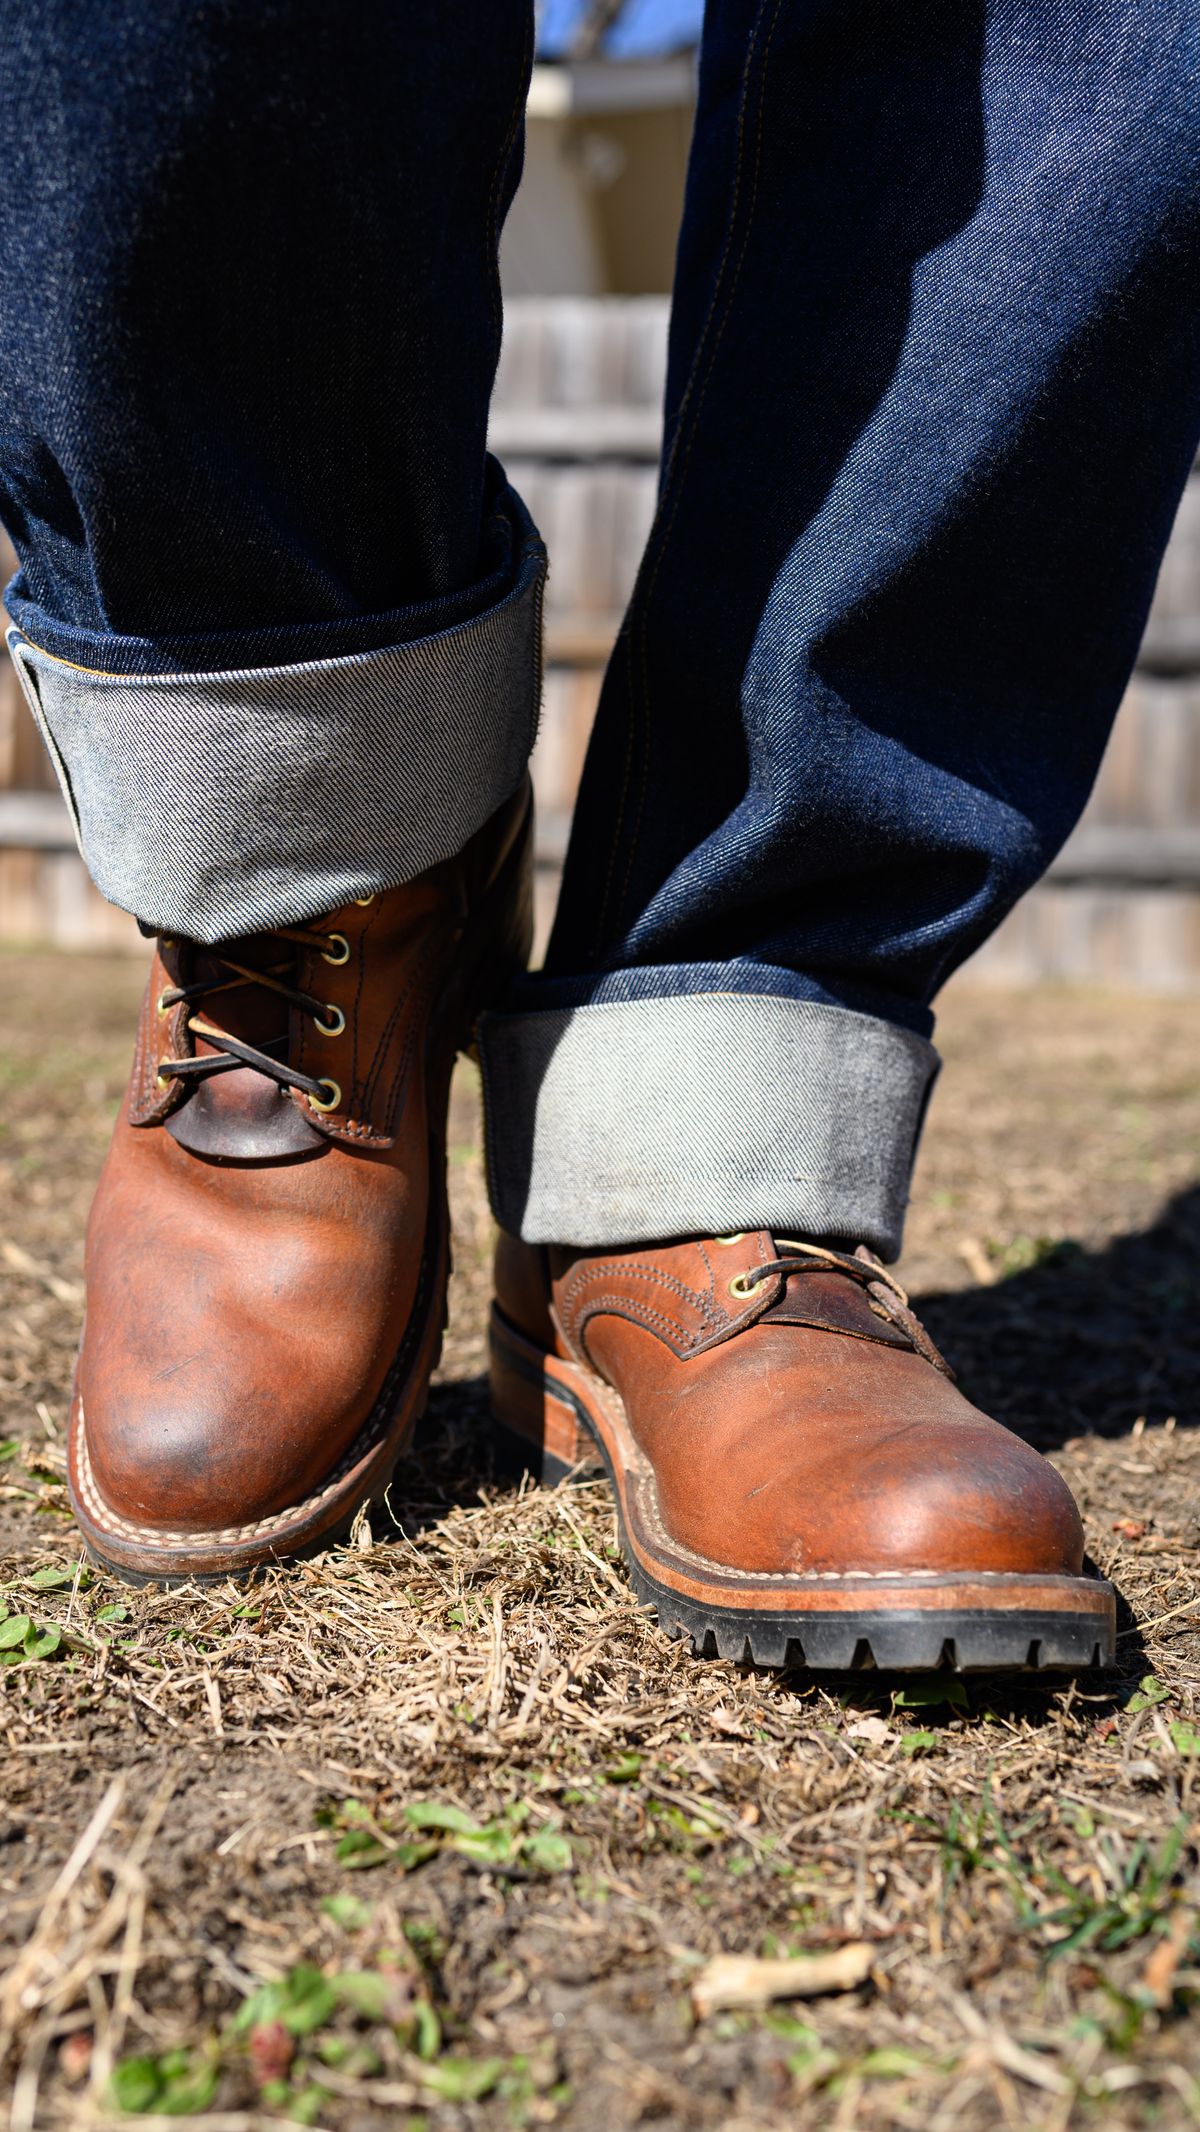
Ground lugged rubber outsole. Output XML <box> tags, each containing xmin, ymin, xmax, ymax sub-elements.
<box><xmin>620</xmin><ymin>1570</ymin><xmax>1112</xmax><ymax>1673</ymax></box>
<box><xmin>489</xmin><ymin>1310</ymin><xmax>1117</xmax><ymax>1676</ymax></box>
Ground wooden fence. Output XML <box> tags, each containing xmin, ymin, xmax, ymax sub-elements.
<box><xmin>2</xmin><ymin>295</ymin><xmax>1199</xmax><ymax>983</ymax></box>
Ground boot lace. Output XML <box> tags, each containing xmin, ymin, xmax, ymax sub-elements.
<box><xmin>727</xmin><ymin>1236</ymin><xmax>952</xmax><ymax>1375</ymax></box>
<box><xmin>155</xmin><ymin>919</ymin><xmax>357</xmax><ymax>1113</ymax></box>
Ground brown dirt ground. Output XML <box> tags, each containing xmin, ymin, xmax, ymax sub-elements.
<box><xmin>2</xmin><ymin>950</ymin><xmax>1200</xmax><ymax>2132</ymax></box>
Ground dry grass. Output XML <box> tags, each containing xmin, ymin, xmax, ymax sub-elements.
<box><xmin>1</xmin><ymin>951</ymin><xmax>1199</xmax><ymax>2131</ymax></box>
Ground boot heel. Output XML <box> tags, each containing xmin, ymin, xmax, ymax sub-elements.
<box><xmin>489</xmin><ymin>1305</ymin><xmax>600</xmax><ymax>1485</ymax></box>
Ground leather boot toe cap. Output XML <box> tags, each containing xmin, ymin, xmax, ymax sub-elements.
<box><xmin>641</xmin><ymin>1334</ymin><xmax>1086</xmax><ymax>1580</ymax></box>
<box><xmin>76</xmin><ymin>1304</ymin><xmax>377</xmax><ymax>1535</ymax></box>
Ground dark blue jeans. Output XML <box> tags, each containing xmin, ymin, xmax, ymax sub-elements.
<box><xmin>4</xmin><ymin>1</ymin><xmax>1199</xmax><ymax>1253</ymax></box>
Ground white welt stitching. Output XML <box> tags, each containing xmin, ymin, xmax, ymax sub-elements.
<box><xmin>579</xmin><ymin>1372</ymin><xmax>1091</xmax><ymax>1591</ymax></box>
<box><xmin>72</xmin><ymin>1397</ymin><xmax>388</xmax><ymax>1548</ymax></box>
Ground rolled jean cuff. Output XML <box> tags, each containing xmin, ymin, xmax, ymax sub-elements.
<box><xmin>4</xmin><ymin>505</ymin><xmax>546</xmax><ymax>944</ymax></box>
<box><xmin>478</xmin><ymin>992</ymin><xmax>940</xmax><ymax>1261</ymax></box>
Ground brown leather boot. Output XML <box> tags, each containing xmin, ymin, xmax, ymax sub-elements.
<box><xmin>68</xmin><ymin>783</ymin><xmax>533</xmax><ymax>1582</ymax></box>
<box><xmin>490</xmin><ymin>1231</ymin><xmax>1115</xmax><ymax>1672</ymax></box>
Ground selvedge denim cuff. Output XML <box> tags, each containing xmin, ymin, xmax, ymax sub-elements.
<box><xmin>5</xmin><ymin>522</ymin><xmax>546</xmax><ymax>945</ymax></box>
<box><xmin>478</xmin><ymin>992</ymin><xmax>939</xmax><ymax>1261</ymax></box>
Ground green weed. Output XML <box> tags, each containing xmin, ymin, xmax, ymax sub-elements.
<box><xmin>107</xmin><ymin>1958</ymin><xmax>558</xmax><ymax>2124</ymax></box>
<box><xmin>317</xmin><ymin>1794</ymin><xmax>574</xmax><ymax>1877</ymax></box>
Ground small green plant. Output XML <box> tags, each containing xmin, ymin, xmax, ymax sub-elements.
<box><xmin>107</xmin><ymin>2045</ymin><xmax>218</xmax><ymax>2115</ymax></box>
<box><xmin>317</xmin><ymin>1795</ymin><xmax>574</xmax><ymax>1876</ymax></box>
<box><xmin>603</xmin><ymin>1752</ymin><xmax>645</xmax><ymax>1783</ymax></box>
<box><xmin>107</xmin><ymin>1956</ymin><xmax>549</xmax><ymax>2124</ymax></box>
<box><xmin>322</xmin><ymin>1891</ymin><xmax>374</xmax><ymax>1931</ymax></box>
<box><xmin>893</xmin><ymin>1678</ymin><xmax>968</xmax><ymax>1711</ymax></box>
<box><xmin>1020</xmin><ymin>1820</ymin><xmax>1197</xmax><ymax>1964</ymax></box>
<box><xmin>909</xmin><ymin>1790</ymin><xmax>1198</xmax><ymax>1972</ymax></box>
<box><xmin>25</xmin><ymin>1561</ymin><xmax>88</xmax><ymax>1591</ymax></box>
<box><xmin>0</xmin><ymin>1606</ymin><xmax>62</xmax><ymax>1663</ymax></box>
<box><xmin>645</xmin><ymin>1797</ymin><xmax>725</xmax><ymax>1857</ymax></box>
<box><xmin>418</xmin><ymin>2054</ymin><xmax>506</xmax><ymax>2102</ymax></box>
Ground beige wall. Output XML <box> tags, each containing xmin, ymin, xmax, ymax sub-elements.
<box><xmin>501</xmin><ymin>98</ymin><xmax>694</xmax><ymax>297</ymax></box>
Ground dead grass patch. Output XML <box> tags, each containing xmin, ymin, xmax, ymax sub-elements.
<box><xmin>2</xmin><ymin>957</ymin><xmax>1199</xmax><ymax>2130</ymax></box>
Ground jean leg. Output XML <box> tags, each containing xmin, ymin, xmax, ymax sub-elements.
<box><xmin>0</xmin><ymin>0</ymin><xmax>543</xmax><ymax>940</ymax></box>
<box><xmin>480</xmin><ymin>0</ymin><xmax>1200</xmax><ymax>1253</ymax></box>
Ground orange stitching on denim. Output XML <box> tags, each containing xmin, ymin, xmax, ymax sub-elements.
<box><xmin>594</xmin><ymin>0</ymin><xmax>784</xmax><ymax>948</ymax></box>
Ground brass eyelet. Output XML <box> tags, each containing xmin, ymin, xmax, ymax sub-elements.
<box><xmin>154</xmin><ymin>1072</ymin><xmax>170</xmax><ymax>1091</ymax></box>
<box><xmin>321</xmin><ymin>933</ymin><xmax>350</xmax><ymax>966</ymax></box>
<box><xmin>713</xmin><ymin>1233</ymin><xmax>746</xmax><ymax>1247</ymax></box>
<box><xmin>313</xmin><ymin>1004</ymin><xmax>346</xmax><ymax>1038</ymax></box>
<box><xmin>728</xmin><ymin>1272</ymin><xmax>760</xmax><ymax>1299</ymax></box>
<box><xmin>156</xmin><ymin>991</ymin><xmax>173</xmax><ymax>1018</ymax></box>
<box><xmin>309</xmin><ymin>1078</ymin><xmax>342</xmax><ymax>1113</ymax></box>
<box><xmin>353</xmin><ymin>892</ymin><xmax>376</xmax><ymax>907</ymax></box>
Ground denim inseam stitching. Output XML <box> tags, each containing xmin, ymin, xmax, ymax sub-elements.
<box><xmin>594</xmin><ymin>0</ymin><xmax>784</xmax><ymax>948</ymax></box>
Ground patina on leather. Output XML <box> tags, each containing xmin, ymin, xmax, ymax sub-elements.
<box><xmin>493</xmin><ymin>1229</ymin><xmax>1087</xmax><ymax>1583</ymax></box>
<box><xmin>69</xmin><ymin>782</ymin><xmax>533</xmax><ymax>1577</ymax></box>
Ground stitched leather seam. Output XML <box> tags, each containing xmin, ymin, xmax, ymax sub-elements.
<box><xmin>562</xmin><ymin>1264</ymin><xmax>777</xmax><ymax>1358</ymax></box>
<box><xmin>562</xmin><ymin>1259</ymin><xmax>726</xmax><ymax>1331</ymax></box>
<box><xmin>73</xmin><ymin>1393</ymin><xmax>389</xmax><ymax>1547</ymax></box>
<box><xmin>561</xmin><ymin>1265</ymin><xmax>734</xmax><ymax>1359</ymax></box>
<box><xmin>573</xmin><ymin>1293</ymin><xmax>701</xmax><ymax>1352</ymax></box>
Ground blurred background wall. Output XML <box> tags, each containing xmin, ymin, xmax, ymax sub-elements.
<box><xmin>2</xmin><ymin>0</ymin><xmax>1199</xmax><ymax>982</ymax></box>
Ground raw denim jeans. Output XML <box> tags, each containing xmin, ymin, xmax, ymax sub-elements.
<box><xmin>3</xmin><ymin>0</ymin><xmax>1199</xmax><ymax>1256</ymax></box>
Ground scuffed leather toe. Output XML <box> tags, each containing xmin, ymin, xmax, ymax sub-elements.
<box><xmin>646</xmin><ymin>1330</ymin><xmax>1085</xmax><ymax>1576</ymax></box>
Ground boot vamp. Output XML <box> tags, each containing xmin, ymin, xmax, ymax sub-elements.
<box><xmin>585</xmin><ymin>1314</ymin><xmax>1085</xmax><ymax>1579</ymax></box>
<box><xmin>79</xmin><ymin>1095</ymin><xmax>428</xmax><ymax>1530</ymax></box>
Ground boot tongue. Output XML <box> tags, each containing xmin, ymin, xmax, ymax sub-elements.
<box><xmin>183</xmin><ymin>933</ymin><xmax>291</xmax><ymax>1058</ymax></box>
<box><xmin>161</xmin><ymin>934</ymin><xmax>325</xmax><ymax>1161</ymax></box>
<box><xmin>756</xmin><ymin>1237</ymin><xmax>915</xmax><ymax>1350</ymax></box>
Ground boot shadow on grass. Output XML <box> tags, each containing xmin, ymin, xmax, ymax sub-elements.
<box><xmin>383</xmin><ymin>1190</ymin><xmax>1200</xmax><ymax>1710</ymax></box>
<box><xmin>915</xmin><ymin>1182</ymin><xmax>1200</xmax><ymax>1458</ymax></box>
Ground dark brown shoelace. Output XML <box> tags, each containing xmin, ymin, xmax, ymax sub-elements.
<box><xmin>156</xmin><ymin>922</ymin><xmax>349</xmax><ymax>1110</ymax></box>
<box><xmin>733</xmin><ymin>1236</ymin><xmax>953</xmax><ymax>1376</ymax></box>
